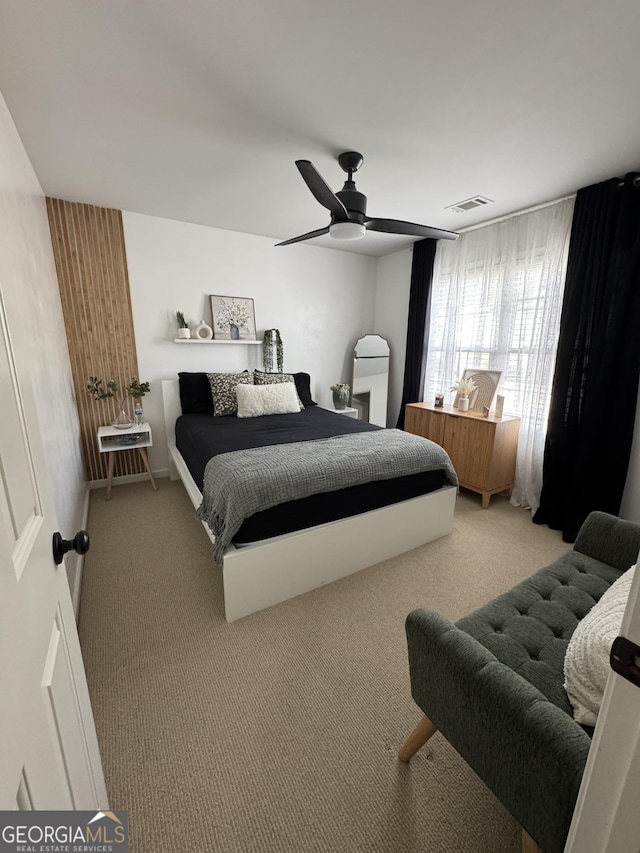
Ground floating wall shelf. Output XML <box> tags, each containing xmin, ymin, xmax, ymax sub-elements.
<box><xmin>173</xmin><ymin>339</ymin><xmax>262</xmax><ymax>345</ymax></box>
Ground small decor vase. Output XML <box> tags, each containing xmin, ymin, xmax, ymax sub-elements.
<box><xmin>458</xmin><ymin>395</ymin><xmax>469</xmax><ymax>412</ymax></box>
<box><xmin>112</xmin><ymin>400</ymin><xmax>134</xmax><ymax>429</ymax></box>
<box><xmin>194</xmin><ymin>320</ymin><xmax>213</xmax><ymax>340</ymax></box>
<box><xmin>177</xmin><ymin>327</ymin><xmax>191</xmax><ymax>339</ymax></box>
<box><xmin>332</xmin><ymin>387</ymin><xmax>349</xmax><ymax>410</ymax></box>
<box><xmin>229</xmin><ymin>324</ymin><xmax>240</xmax><ymax>340</ymax></box>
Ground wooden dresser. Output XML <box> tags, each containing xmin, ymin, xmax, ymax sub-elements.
<box><xmin>405</xmin><ymin>402</ymin><xmax>521</xmax><ymax>508</ymax></box>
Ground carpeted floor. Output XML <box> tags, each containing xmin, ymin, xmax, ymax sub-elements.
<box><xmin>78</xmin><ymin>479</ymin><xmax>569</xmax><ymax>853</ymax></box>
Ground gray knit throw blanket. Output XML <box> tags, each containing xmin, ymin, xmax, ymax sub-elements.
<box><xmin>197</xmin><ymin>429</ymin><xmax>458</xmax><ymax>564</ymax></box>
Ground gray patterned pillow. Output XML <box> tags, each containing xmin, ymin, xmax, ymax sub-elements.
<box><xmin>207</xmin><ymin>372</ymin><xmax>254</xmax><ymax>417</ymax></box>
<box><xmin>253</xmin><ymin>370</ymin><xmax>303</xmax><ymax>409</ymax></box>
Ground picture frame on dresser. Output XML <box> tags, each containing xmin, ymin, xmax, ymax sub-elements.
<box><xmin>453</xmin><ymin>368</ymin><xmax>502</xmax><ymax>412</ymax></box>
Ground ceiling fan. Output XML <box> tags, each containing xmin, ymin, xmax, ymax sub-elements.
<box><xmin>276</xmin><ymin>151</ymin><xmax>459</xmax><ymax>246</ymax></box>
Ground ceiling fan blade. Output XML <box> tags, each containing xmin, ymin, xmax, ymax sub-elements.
<box><xmin>296</xmin><ymin>160</ymin><xmax>349</xmax><ymax>221</ymax></box>
<box><xmin>275</xmin><ymin>226</ymin><xmax>330</xmax><ymax>247</ymax></box>
<box><xmin>365</xmin><ymin>218</ymin><xmax>459</xmax><ymax>241</ymax></box>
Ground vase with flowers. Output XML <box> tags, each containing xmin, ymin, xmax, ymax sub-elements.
<box><xmin>215</xmin><ymin>299</ymin><xmax>252</xmax><ymax>340</ymax></box>
<box><xmin>86</xmin><ymin>376</ymin><xmax>151</xmax><ymax>428</ymax></box>
<box><xmin>449</xmin><ymin>377</ymin><xmax>477</xmax><ymax>412</ymax></box>
<box><xmin>330</xmin><ymin>383</ymin><xmax>350</xmax><ymax>410</ymax></box>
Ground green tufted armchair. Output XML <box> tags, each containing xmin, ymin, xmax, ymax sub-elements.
<box><xmin>399</xmin><ymin>511</ymin><xmax>640</xmax><ymax>853</ymax></box>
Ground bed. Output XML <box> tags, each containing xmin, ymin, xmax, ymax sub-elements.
<box><xmin>162</xmin><ymin>374</ymin><xmax>458</xmax><ymax>621</ymax></box>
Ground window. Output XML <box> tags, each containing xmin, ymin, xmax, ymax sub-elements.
<box><xmin>424</xmin><ymin>198</ymin><xmax>575</xmax><ymax>512</ymax></box>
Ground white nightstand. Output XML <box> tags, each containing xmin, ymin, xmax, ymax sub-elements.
<box><xmin>321</xmin><ymin>405</ymin><xmax>359</xmax><ymax>419</ymax></box>
<box><xmin>97</xmin><ymin>423</ymin><xmax>157</xmax><ymax>500</ymax></box>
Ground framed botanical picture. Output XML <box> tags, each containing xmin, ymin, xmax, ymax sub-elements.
<box><xmin>209</xmin><ymin>295</ymin><xmax>257</xmax><ymax>341</ymax></box>
<box><xmin>453</xmin><ymin>368</ymin><xmax>502</xmax><ymax>411</ymax></box>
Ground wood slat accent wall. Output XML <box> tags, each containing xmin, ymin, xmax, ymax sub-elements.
<box><xmin>47</xmin><ymin>198</ymin><xmax>145</xmax><ymax>481</ymax></box>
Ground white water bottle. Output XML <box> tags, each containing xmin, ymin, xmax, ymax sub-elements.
<box><xmin>134</xmin><ymin>403</ymin><xmax>144</xmax><ymax>426</ymax></box>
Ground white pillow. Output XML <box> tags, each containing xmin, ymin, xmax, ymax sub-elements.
<box><xmin>564</xmin><ymin>565</ymin><xmax>635</xmax><ymax>725</ymax></box>
<box><xmin>236</xmin><ymin>382</ymin><xmax>302</xmax><ymax>418</ymax></box>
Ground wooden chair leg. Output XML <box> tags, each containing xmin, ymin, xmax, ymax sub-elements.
<box><xmin>522</xmin><ymin>829</ymin><xmax>543</xmax><ymax>853</ymax></box>
<box><xmin>398</xmin><ymin>714</ymin><xmax>438</xmax><ymax>763</ymax></box>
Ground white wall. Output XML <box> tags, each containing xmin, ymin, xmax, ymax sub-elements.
<box><xmin>122</xmin><ymin>211</ymin><xmax>378</xmax><ymax>473</ymax></box>
<box><xmin>0</xmin><ymin>91</ymin><xmax>87</xmax><ymax>607</ymax></box>
<box><xmin>374</xmin><ymin>247</ymin><xmax>412</xmax><ymax>426</ymax></box>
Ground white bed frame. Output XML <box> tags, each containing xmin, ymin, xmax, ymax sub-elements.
<box><xmin>162</xmin><ymin>379</ymin><xmax>457</xmax><ymax>621</ymax></box>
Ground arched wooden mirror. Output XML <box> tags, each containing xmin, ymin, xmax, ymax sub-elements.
<box><xmin>351</xmin><ymin>334</ymin><xmax>390</xmax><ymax>427</ymax></box>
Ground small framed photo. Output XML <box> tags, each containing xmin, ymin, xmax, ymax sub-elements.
<box><xmin>209</xmin><ymin>295</ymin><xmax>257</xmax><ymax>341</ymax></box>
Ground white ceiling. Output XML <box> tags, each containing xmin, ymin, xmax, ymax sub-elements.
<box><xmin>0</xmin><ymin>0</ymin><xmax>639</xmax><ymax>257</ymax></box>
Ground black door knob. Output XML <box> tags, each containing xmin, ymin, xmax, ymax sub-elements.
<box><xmin>52</xmin><ymin>530</ymin><xmax>90</xmax><ymax>565</ymax></box>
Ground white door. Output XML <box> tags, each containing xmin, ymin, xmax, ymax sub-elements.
<box><xmin>0</xmin><ymin>287</ymin><xmax>107</xmax><ymax>810</ymax></box>
<box><xmin>565</xmin><ymin>560</ymin><xmax>640</xmax><ymax>852</ymax></box>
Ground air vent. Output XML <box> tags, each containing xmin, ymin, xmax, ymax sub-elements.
<box><xmin>446</xmin><ymin>195</ymin><xmax>494</xmax><ymax>213</ymax></box>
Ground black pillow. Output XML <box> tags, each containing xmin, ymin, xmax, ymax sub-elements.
<box><xmin>253</xmin><ymin>370</ymin><xmax>316</xmax><ymax>407</ymax></box>
<box><xmin>293</xmin><ymin>372</ymin><xmax>316</xmax><ymax>407</ymax></box>
<box><xmin>253</xmin><ymin>370</ymin><xmax>318</xmax><ymax>409</ymax></box>
<box><xmin>178</xmin><ymin>372</ymin><xmax>214</xmax><ymax>414</ymax></box>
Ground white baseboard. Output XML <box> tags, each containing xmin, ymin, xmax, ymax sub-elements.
<box><xmin>89</xmin><ymin>468</ymin><xmax>169</xmax><ymax>489</ymax></box>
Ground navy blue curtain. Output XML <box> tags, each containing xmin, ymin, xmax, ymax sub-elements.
<box><xmin>396</xmin><ymin>239</ymin><xmax>437</xmax><ymax>429</ymax></box>
<box><xmin>534</xmin><ymin>173</ymin><xmax>640</xmax><ymax>541</ymax></box>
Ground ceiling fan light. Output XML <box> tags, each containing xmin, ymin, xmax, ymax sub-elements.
<box><xmin>329</xmin><ymin>221</ymin><xmax>366</xmax><ymax>241</ymax></box>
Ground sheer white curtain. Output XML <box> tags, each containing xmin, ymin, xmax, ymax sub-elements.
<box><xmin>424</xmin><ymin>198</ymin><xmax>575</xmax><ymax>513</ymax></box>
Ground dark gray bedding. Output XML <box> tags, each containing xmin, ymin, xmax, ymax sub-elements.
<box><xmin>176</xmin><ymin>407</ymin><xmax>454</xmax><ymax>546</ymax></box>
<box><xmin>176</xmin><ymin>406</ymin><xmax>379</xmax><ymax>489</ymax></box>
<box><xmin>198</xmin><ymin>428</ymin><xmax>458</xmax><ymax>562</ymax></box>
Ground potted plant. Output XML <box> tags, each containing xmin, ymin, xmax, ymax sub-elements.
<box><xmin>86</xmin><ymin>376</ymin><xmax>151</xmax><ymax>428</ymax></box>
<box><xmin>176</xmin><ymin>310</ymin><xmax>190</xmax><ymax>339</ymax></box>
<box><xmin>330</xmin><ymin>383</ymin><xmax>350</xmax><ymax>410</ymax></box>
<box><xmin>262</xmin><ymin>329</ymin><xmax>283</xmax><ymax>372</ymax></box>
<box><xmin>450</xmin><ymin>377</ymin><xmax>477</xmax><ymax>412</ymax></box>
